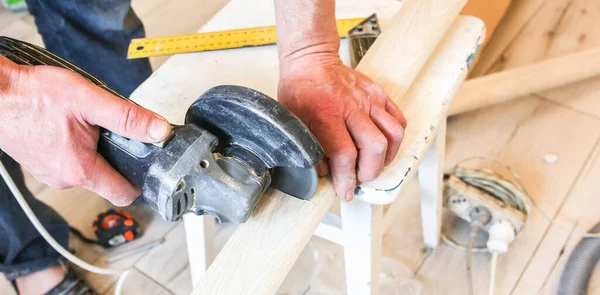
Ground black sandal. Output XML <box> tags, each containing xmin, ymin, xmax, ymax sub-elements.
<box><xmin>43</xmin><ymin>268</ymin><xmax>97</xmax><ymax>295</ymax></box>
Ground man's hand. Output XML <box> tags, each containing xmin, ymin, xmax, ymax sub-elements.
<box><xmin>278</xmin><ymin>56</ymin><xmax>407</xmax><ymax>201</ymax></box>
<box><xmin>274</xmin><ymin>0</ymin><xmax>407</xmax><ymax>201</ymax></box>
<box><xmin>0</xmin><ymin>57</ymin><xmax>171</xmax><ymax>206</ymax></box>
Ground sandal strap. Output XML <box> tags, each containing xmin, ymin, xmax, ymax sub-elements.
<box><xmin>44</xmin><ymin>269</ymin><xmax>97</xmax><ymax>295</ymax></box>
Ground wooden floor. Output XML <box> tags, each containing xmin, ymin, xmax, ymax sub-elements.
<box><xmin>2</xmin><ymin>0</ymin><xmax>600</xmax><ymax>294</ymax></box>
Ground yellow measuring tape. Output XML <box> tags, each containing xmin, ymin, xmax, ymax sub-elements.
<box><xmin>128</xmin><ymin>17</ymin><xmax>365</xmax><ymax>59</ymax></box>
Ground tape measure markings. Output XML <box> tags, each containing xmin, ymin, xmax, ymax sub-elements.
<box><xmin>128</xmin><ymin>17</ymin><xmax>365</xmax><ymax>59</ymax></box>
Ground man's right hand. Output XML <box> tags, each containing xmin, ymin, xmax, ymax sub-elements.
<box><xmin>0</xmin><ymin>56</ymin><xmax>171</xmax><ymax>206</ymax></box>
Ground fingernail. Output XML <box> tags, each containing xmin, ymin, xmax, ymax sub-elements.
<box><xmin>149</xmin><ymin>118</ymin><xmax>170</xmax><ymax>141</ymax></box>
<box><xmin>345</xmin><ymin>189</ymin><xmax>354</xmax><ymax>201</ymax></box>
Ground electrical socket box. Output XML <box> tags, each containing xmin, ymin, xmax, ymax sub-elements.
<box><xmin>444</xmin><ymin>175</ymin><xmax>526</xmax><ymax>233</ymax></box>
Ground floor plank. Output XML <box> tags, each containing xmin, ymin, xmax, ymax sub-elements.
<box><xmin>381</xmin><ymin>177</ymin><xmax>430</xmax><ymax>272</ymax></box>
<box><xmin>135</xmin><ymin>223</ymin><xmax>188</xmax><ymax>287</ymax></box>
<box><xmin>540</xmin><ymin>76</ymin><xmax>600</xmax><ymax>120</ymax></box>
<box><xmin>103</xmin><ymin>268</ymin><xmax>173</xmax><ymax>295</ymax></box>
<box><xmin>537</xmin><ymin>140</ymin><xmax>600</xmax><ymax>295</ymax></box>
<box><xmin>165</xmin><ymin>266</ymin><xmax>192</xmax><ymax>295</ymax></box>
<box><xmin>486</xmin><ymin>0</ymin><xmax>599</xmax><ymax>74</ymax></box>
<box><xmin>469</xmin><ymin>0</ymin><xmax>546</xmax><ymax>77</ymax></box>
<box><xmin>536</xmin><ymin>0</ymin><xmax>600</xmax><ymax>118</ymax></box>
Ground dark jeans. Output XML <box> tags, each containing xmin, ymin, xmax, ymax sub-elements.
<box><xmin>0</xmin><ymin>0</ymin><xmax>152</xmax><ymax>280</ymax></box>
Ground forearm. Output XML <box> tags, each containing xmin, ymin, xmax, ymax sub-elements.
<box><xmin>274</xmin><ymin>0</ymin><xmax>340</xmax><ymax>65</ymax></box>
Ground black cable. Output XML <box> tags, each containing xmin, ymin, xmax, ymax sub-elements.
<box><xmin>69</xmin><ymin>226</ymin><xmax>99</xmax><ymax>245</ymax></box>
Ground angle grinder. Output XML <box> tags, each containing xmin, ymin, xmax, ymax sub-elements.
<box><xmin>0</xmin><ymin>36</ymin><xmax>324</xmax><ymax>223</ymax></box>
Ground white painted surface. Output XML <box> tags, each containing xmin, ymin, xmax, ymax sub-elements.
<box><xmin>183</xmin><ymin>214</ymin><xmax>215</xmax><ymax>286</ymax></box>
<box><xmin>341</xmin><ymin>200</ymin><xmax>383</xmax><ymax>295</ymax></box>
<box><xmin>314</xmin><ymin>212</ymin><xmax>344</xmax><ymax>246</ymax></box>
<box><xmin>418</xmin><ymin>119</ymin><xmax>447</xmax><ymax>249</ymax></box>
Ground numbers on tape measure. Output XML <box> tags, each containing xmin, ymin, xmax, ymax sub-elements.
<box><xmin>128</xmin><ymin>17</ymin><xmax>364</xmax><ymax>59</ymax></box>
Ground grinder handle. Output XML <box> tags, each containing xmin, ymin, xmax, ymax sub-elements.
<box><xmin>0</xmin><ymin>36</ymin><xmax>168</xmax><ymax>191</ymax></box>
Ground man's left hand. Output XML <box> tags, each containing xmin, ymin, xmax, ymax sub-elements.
<box><xmin>278</xmin><ymin>55</ymin><xmax>407</xmax><ymax>201</ymax></box>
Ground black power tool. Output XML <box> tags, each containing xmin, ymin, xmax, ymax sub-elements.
<box><xmin>0</xmin><ymin>36</ymin><xmax>324</xmax><ymax>223</ymax></box>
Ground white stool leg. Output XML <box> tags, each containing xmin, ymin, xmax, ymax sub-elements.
<box><xmin>418</xmin><ymin>118</ymin><xmax>447</xmax><ymax>249</ymax></box>
<box><xmin>183</xmin><ymin>214</ymin><xmax>216</xmax><ymax>286</ymax></box>
<box><xmin>341</xmin><ymin>199</ymin><xmax>383</xmax><ymax>295</ymax></box>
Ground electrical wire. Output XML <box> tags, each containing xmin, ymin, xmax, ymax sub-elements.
<box><xmin>446</xmin><ymin>157</ymin><xmax>600</xmax><ymax>295</ymax></box>
<box><xmin>466</xmin><ymin>225</ymin><xmax>479</xmax><ymax>295</ymax></box>
<box><xmin>453</xmin><ymin>157</ymin><xmax>600</xmax><ymax>239</ymax></box>
<box><xmin>0</xmin><ymin>161</ymin><xmax>130</xmax><ymax>295</ymax></box>
<box><xmin>582</xmin><ymin>232</ymin><xmax>600</xmax><ymax>238</ymax></box>
<box><xmin>489</xmin><ymin>251</ymin><xmax>498</xmax><ymax>295</ymax></box>
<box><xmin>441</xmin><ymin>232</ymin><xmax>488</xmax><ymax>253</ymax></box>
<box><xmin>448</xmin><ymin>157</ymin><xmax>530</xmax><ymax>295</ymax></box>
<box><xmin>115</xmin><ymin>270</ymin><xmax>131</xmax><ymax>295</ymax></box>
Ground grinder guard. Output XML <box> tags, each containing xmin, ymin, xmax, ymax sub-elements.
<box><xmin>186</xmin><ymin>85</ymin><xmax>323</xmax><ymax>200</ymax></box>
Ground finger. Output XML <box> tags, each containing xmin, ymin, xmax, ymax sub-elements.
<box><xmin>317</xmin><ymin>159</ymin><xmax>330</xmax><ymax>177</ymax></box>
<box><xmin>82</xmin><ymin>153</ymin><xmax>140</xmax><ymax>206</ymax></box>
<box><xmin>310</xmin><ymin>117</ymin><xmax>357</xmax><ymax>201</ymax></box>
<box><xmin>385</xmin><ymin>98</ymin><xmax>408</xmax><ymax>129</ymax></box>
<box><xmin>345</xmin><ymin>109</ymin><xmax>388</xmax><ymax>183</ymax></box>
<box><xmin>79</xmin><ymin>86</ymin><xmax>172</xmax><ymax>143</ymax></box>
<box><xmin>371</xmin><ymin>107</ymin><xmax>405</xmax><ymax>165</ymax></box>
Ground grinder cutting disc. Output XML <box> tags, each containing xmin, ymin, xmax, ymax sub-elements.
<box><xmin>185</xmin><ymin>85</ymin><xmax>323</xmax><ymax>199</ymax></box>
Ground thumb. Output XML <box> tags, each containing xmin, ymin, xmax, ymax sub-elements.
<box><xmin>80</xmin><ymin>86</ymin><xmax>172</xmax><ymax>143</ymax></box>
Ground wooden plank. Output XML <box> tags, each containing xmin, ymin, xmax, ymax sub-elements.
<box><xmin>449</xmin><ymin>47</ymin><xmax>600</xmax><ymax>116</ymax></box>
<box><xmin>194</xmin><ymin>179</ymin><xmax>336</xmax><ymax>295</ymax></box>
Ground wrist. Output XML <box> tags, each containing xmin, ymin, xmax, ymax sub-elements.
<box><xmin>279</xmin><ymin>42</ymin><xmax>343</xmax><ymax>77</ymax></box>
<box><xmin>279</xmin><ymin>38</ymin><xmax>340</xmax><ymax>63</ymax></box>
